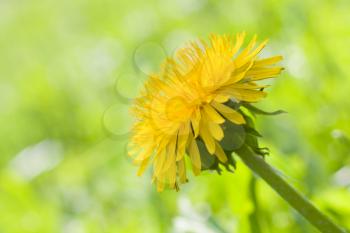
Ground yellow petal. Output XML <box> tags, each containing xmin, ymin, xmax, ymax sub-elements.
<box><xmin>199</xmin><ymin>121</ymin><xmax>216</xmax><ymax>154</ymax></box>
<box><xmin>254</xmin><ymin>56</ymin><xmax>283</xmax><ymax>67</ymax></box>
<box><xmin>167</xmin><ymin>161</ymin><xmax>177</xmax><ymax>189</ymax></box>
<box><xmin>250</xmin><ymin>39</ymin><xmax>268</xmax><ymax>56</ymax></box>
<box><xmin>231</xmin><ymin>32</ymin><xmax>246</xmax><ymax>55</ymax></box>
<box><xmin>191</xmin><ymin>109</ymin><xmax>201</xmax><ymax>138</ymax></box>
<box><xmin>137</xmin><ymin>157</ymin><xmax>150</xmax><ymax>176</ymax></box>
<box><xmin>158</xmin><ymin>135</ymin><xmax>170</xmax><ymax>152</ymax></box>
<box><xmin>214</xmin><ymin>94</ymin><xmax>230</xmax><ymax>103</ymax></box>
<box><xmin>162</xmin><ymin>136</ymin><xmax>177</xmax><ymax>171</ymax></box>
<box><xmin>234</xmin><ymin>35</ymin><xmax>257</xmax><ymax>67</ymax></box>
<box><xmin>227</xmin><ymin>67</ymin><xmax>248</xmax><ymax>84</ymax></box>
<box><xmin>246</xmin><ymin>67</ymin><xmax>284</xmax><ymax>81</ymax></box>
<box><xmin>244</xmin><ymin>40</ymin><xmax>268</xmax><ymax>63</ymax></box>
<box><xmin>176</xmin><ymin>122</ymin><xmax>190</xmax><ymax>161</ymax></box>
<box><xmin>221</xmin><ymin>88</ymin><xmax>267</xmax><ymax>102</ymax></box>
<box><xmin>236</xmin><ymin>41</ymin><xmax>267</xmax><ymax>68</ymax></box>
<box><xmin>127</xmin><ymin>144</ymin><xmax>139</xmax><ymax>157</ymax></box>
<box><xmin>133</xmin><ymin>146</ymin><xmax>153</xmax><ymax>163</ymax></box>
<box><xmin>211</xmin><ymin>101</ymin><xmax>246</xmax><ymax>125</ymax></box>
<box><xmin>225</xmin><ymin>61</ymin><xmax>254</xmax><ymax>85</ymax></box>
<box><xmin>215</xmin><ymin>142</ymin><xmax>228</xmax><ymax>163</ymax></box>
<box><xmin>202</xmin><ymin>104</ymin><xmax>225</xmax><ymax>124</ymax></box>
<box><xmin>189</xmin><ymin>138</ymin><xmax>201</xmax><ymax>175</ymax></box>
<box><xmin>231</xmin><ymin>82</ymin><xmax>269</xmax><ymax>90</ymax></box>
<box><xmin>208</xmin><ymin>122</ymin><xmax>224</xmax><ymax>141</ymax></box>
<box><xmin>177</xmin><ymin>159</ymin><xmax>187</xmax><ymax>183</ymax></box>
<box><xmin>156</xmin><ymin>178</ymin><xmax>165</xmax><ymax>192</ymax></box>
<box><xmin>154</xmin><ymin>150</ymin><xmax>166</xmax><ymax>176</ymax></box>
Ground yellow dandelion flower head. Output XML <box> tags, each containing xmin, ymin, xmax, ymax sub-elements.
<box><xmin>129</xmin><ymin>33</ymin><xmax>283</xmax><ymax>191</ymax></box>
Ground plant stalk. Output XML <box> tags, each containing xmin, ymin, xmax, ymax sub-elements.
<box><xmin>236</xmin><ymin>146</ymin><xmax>346</xmax><ymax>233</ymax></box>
<box><xmin>248</xmin><ymin>175</ymin><xmax>262</xmax><ymax>233</ymax></box>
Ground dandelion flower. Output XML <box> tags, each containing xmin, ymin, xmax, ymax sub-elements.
<box><xmin>129</xmin><ymin>33</ymin><xmax>283</xmax><ymax>191</ymax></box>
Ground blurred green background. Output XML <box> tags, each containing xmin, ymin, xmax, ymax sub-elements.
<box><xmin>1</xmin><ymin>0</ymin><xmax>350</xmax><ymax>232</ymax></box>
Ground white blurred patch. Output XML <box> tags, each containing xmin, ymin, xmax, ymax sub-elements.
<box><xmin>284</xmin><ymin>45</ymin><xmax>309</xmax><ymax>78</ymax></box>
<box><xmin>0</xmin><ymin>0</ymin><xmax>14</xmax><ymax>28</ymax></box>
<box><xmin>172</xmin><ymin>197</ymin><xmax>219</xmax><ymax>233</ymax></box>
<box><xmin>78</xmin><ymin>38</ymin><xmax>124</xmax><ymax>82</ymax></box>
<box><xmin>331</xmin><ymin>129</ymin><xmax>344</xmax><ymax>139</ymax></box>
<box><xmin>10</xmin><ymin>140</ymin><xmax>63</xmax><ymax>180</ymax></box>
<box><xmin>60</xmin><ymin>187</ymin><xmax>91</xmax><ymax>214</ymax></box>
<box><xmin>333</xmin><ymin>166</ymin><xmax>350</xmax><ymax>187</ymax></box>
<box><xmin>62</xmin><ymin>219</ymin><xmax>86</xmax><ymax>233</ymax></box>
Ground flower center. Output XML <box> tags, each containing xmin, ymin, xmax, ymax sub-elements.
<box><xmin>165</xmin><ymin>96</ymin><xmax>193</xmax><ymax>122</ymax></box>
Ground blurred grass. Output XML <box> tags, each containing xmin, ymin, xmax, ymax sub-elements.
<box><xmin>0</xmin><ymin>0</ymin><xmax>350</xmax><ymax>232</ymax></box>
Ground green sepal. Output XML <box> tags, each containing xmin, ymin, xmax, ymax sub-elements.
<box><xmin>196</xmin><ymin>139</ymin><xmax>237</xmax><ymax>174</ymax></box>
<box><xmin>220</xmin><ymin>121</ymin><xmax>246</xmax><ymax>151</ymax></box>
<box><xmin>244</xmin><ymin>126</ymin><xmax>262</xmax><ymax>137</ymax></box>
<box><xmin>197</xmin><ymin>140</ymin><xmax>218</xmax><ymax>170</ymax></box>
<box><xmin>193</xmin><ymin>101</ymin><xmax>280</xmax><ymax>174</ymax></box>
<box><xmin>242</xmin><ymin>103</ymin><xmax>286</xmax><ymax>116</ymax></box>
<box><xmin>225</xmin><ymin>99</ymin><xmax>241</xmax><ymax>110</ymax></box>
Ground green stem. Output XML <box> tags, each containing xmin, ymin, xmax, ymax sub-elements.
<box><xmin>236</xmin><ymin>146</ymin><xmax>346</xmax><ymax>233</ymax></box>
<box><xmin>248</xmin><ymin>176</ymin><xmax>262</xmax><ymax>233</ymax></box>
